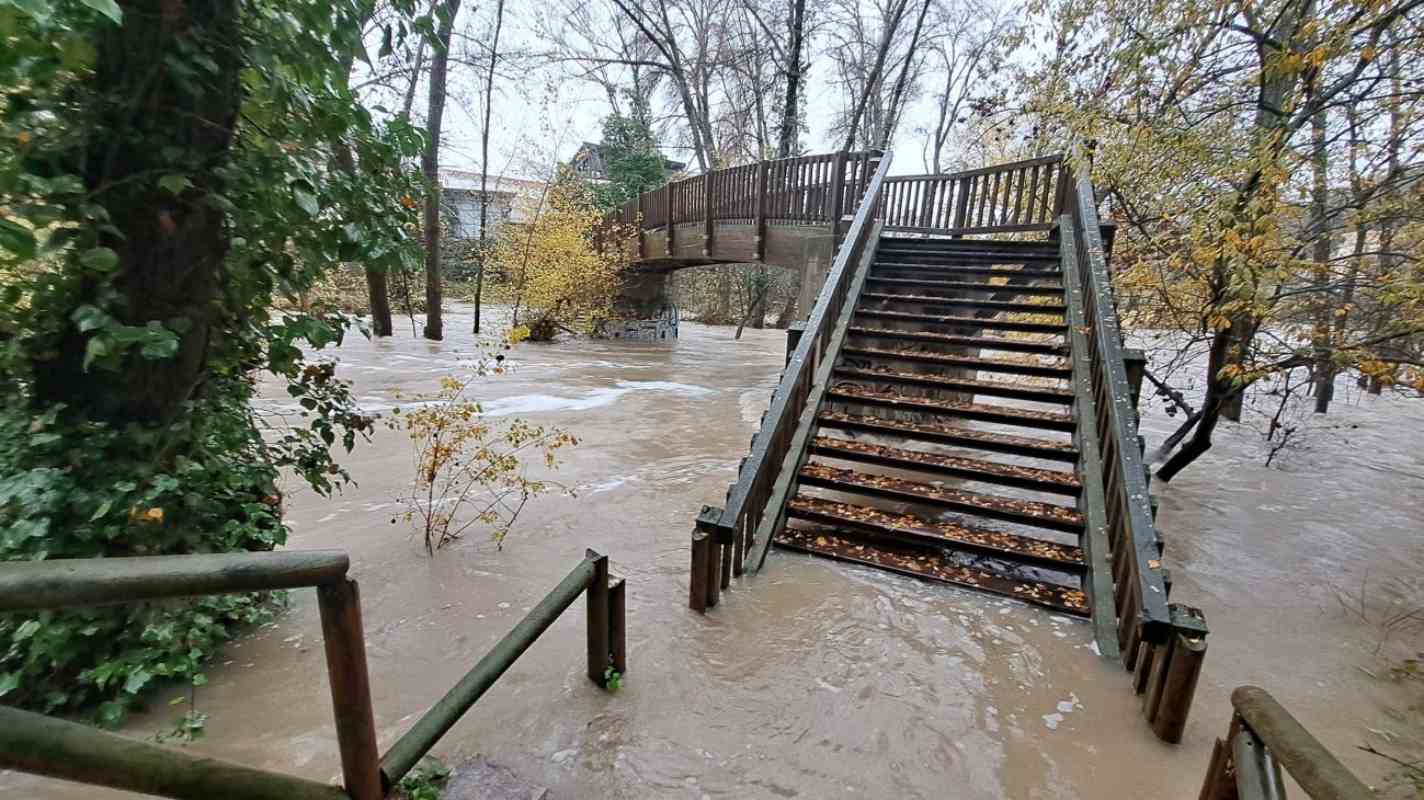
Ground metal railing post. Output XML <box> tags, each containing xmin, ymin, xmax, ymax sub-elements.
<box><xmin>317</xmin><ymin>579</ymin><xmax>382</xmax><ymax>800</ymax></box>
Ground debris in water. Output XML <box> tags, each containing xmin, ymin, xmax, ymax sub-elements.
<box><xmin>1042</xmin><ymin>712</ymin><xmax>1063</xmax><ymax>730</ymax></box>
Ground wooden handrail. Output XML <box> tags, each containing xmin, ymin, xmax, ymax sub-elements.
<box><xmin>1062</xmin><ymin>168</ymin><xmax>1172</xmax><ymax>645</ymax></box>
<box><xmin>688</xmin><ymin>152</ymin><xmax>892</xmax><ymax>610</ymax></box>
<box><xmin>0</xmin><ymin>549</ymin><xmax>626</xmax><ymax>800</ymax></box>
<box><xmin>1200</xmin><ymin>687</ymin><xmax>1372</xmax><ymax>800</ymax></box>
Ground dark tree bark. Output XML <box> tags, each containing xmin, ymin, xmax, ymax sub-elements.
<box><xmin>839</xmin><ymin>0</ymin><xmax>910</xmax><ymax>152</ymax></box>
<box><xmin>473</xmin><ymin>0</ymin><xmax>505</xmax><ymax>335</ymax></box>
<box><xmin>34</xmin><ymin>0</ymin><xmax>241</xmax><ymax>425</ymax></box>
<box><xmin>1308</xmin><ymin>97</ymin><xmax>1333</xmax><ymax>412</ymax></box>
<box><xmin>877</xmin><ymin>0</ymin><xmax>932</xmax><ymax>149</ymax></box>
<box><xmin>421</xmin><ymin>0</ymin><xmax>462</xmax><ymax>341</ymax></box>
<box><xmin>775</xmin><ymin>0</ymin><xmax>807</xmax><ymax>158</ymax></box>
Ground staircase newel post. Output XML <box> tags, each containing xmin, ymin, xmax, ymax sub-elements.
<box><xmin>827</xmin><ymin>152</ymin><xmax>848</xmax><ymax>252</ymax></box>
<box><xmin>754</xmin><ymin>160</ymin><xmax>768</xmax><ymax>261</ymax></box>
<box><xmin>703</xmin><ymin>170</ymin><xmax>715</xmax><ymax>257</ymax></box>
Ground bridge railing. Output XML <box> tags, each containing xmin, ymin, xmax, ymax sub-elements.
<box><xmin>614</xmin><ymin>151</ymin><xmax>882</xmax><ymax>260</ymax></box>
<box><xmin>687</xmin><ymin>151</ymin><xmax>893</xmax><ymax>609</ymax></box>
<box><xmin>878</xmin><ymin>154</ymin><xmax>1068</xmax><ymax>235</ymax></box>
<box><xmin>1060</xmin><ymin>158</ymin><xmax>1209</xmax><ymax>742</ymax></box>
<box><xmin>0</xmin><ymin>549</ymin><xmax>626</xmax><ymax>800</ymax></box>
<box><xmin>1200</xmin><ymin>686</ymin><xmax>1372</xmax><ymax>800</ymax></box>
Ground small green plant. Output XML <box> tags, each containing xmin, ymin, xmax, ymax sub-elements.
<box><xmin>397</xmin><ymin>757</ymin><xmax>451</xmax><ymax>800</ymax></box>
<box><xmin>603</xmin><ymin>665</ymin><xmax>623</xmax><ymax>692</ymax></box>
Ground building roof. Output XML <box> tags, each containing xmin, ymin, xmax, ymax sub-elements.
<box><xmin>438</xmin><ymin>168</ymin><xmax>546</xmax><ymax>193</ymax></box>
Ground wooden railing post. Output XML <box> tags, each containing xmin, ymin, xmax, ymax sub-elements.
<box><xmin>317</xmin><ymin>579</ymin><xmax>382</xmax><ymax>800</ymax></box>
<box><xmin>1124</xmin><ymin>348</ymin><xmax>1147</xmax><ymax>410</ymax></box>
<box><xmin>702</xmin><ymin>171</ymin><xmax>715</xmax><ymax>257</ymax></box>
<box><xmin>827</xmin><ymin>151</ymin><xmax>848</xmax><ymax>235</ymax></box>
<box><xmin>585</xmin><ymin>550</ymin><xmax>610</xmax><ymax>687</ymax></box>
<box><xmin>951</xmin><ymin>176</ymin><xmax>971</xmax><ymax>236</ymax></box>
<box><xmin>608</xmin><ymin>577</ymin><xmax>627</xmax><ymax>677</ymax></box>
<box><xmin>637</xmin><ymin>193</ymin><xmax>647</xmax><ymax>260</ymax></box>
<box><xmin>754</xmin><ymin>160</ymin><xmax>768</xmax><ymax>261</ymax></box>
<box><xmin>666</xmin><ymin>184</ymin><xmax>675</xmax><ymax>257</ymax></box>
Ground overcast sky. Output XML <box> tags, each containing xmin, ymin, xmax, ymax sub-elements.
<box><xmin>369</xmin><ymin>1</ymin><xmax>968</xmax><ymax>183</ymax></box>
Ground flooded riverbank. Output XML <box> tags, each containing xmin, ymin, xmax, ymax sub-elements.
<box><xmin>6</xmin><ymin>307</ymin><xmax>1423</xmax><ymax>799</ymax></box>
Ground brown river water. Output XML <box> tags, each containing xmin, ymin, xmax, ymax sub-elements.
<box><xmin>6</xmin><ymin>307</ymin><xmax>1424</xmax><ymax>799</ymax></box>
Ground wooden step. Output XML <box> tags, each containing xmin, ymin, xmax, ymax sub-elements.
<box><xmin>809</xmin><ymin>435</ymin><xmax>1080</xmax><ymax>495</ymax></box>
<box><xmin>855</xmin><ymin>308</ymin><xmax>1067</xmax><ymax>335</ymax></box>
<box><xmin>873</xmin><ymin>249</ymin><xmax>1060</xmax><ymax>264</ymax></box>
<box><xmin>872</xmin><ymin>264</ymin><xmax>1063</xmax><ymax>280</ymax></box>
<box><xmin>817</xmin><ymin>410</ymin><xmax>1079</xmax><ymax>463</ymax></box>
<box><xmin>861</xmin><ymin>292</ymin><xmax>1067</xmax><ymax>315</ymax></box>
<box><xmin>840</xmin><ymin>345</ymin><xmax>1071</xmax><ymax>379</ymax></box>
<box><xmin>847</xmin><ymin>326</ymin><xmax>1068</xmax><ymax>356</ymax></box>
<box><xmin>775</xmin><ymin>528</ymin><xmax>1089</xmax><ymax>616</ymax></box>
<box><xmin>826</xmin><ymin>385</ymin><xmax>1076</xmax><ymax>432</ymax></box>
<box><xmin>867</xmin><ymin>276</ymin><xmax>1064</xmax><ymax>295</ymax></box>
<box><xmin>834</xmin><ymin>366</ymin><xmax>1075</xmax><ymax>405</ymax></box>
<box><xmin>787</xmin><ymin>496</ymin><xmax>1085</xmax><ymax>569</ymax></box>
<box><xmin>798</xmin><ymin>463</ymin><xmax>1084</xmax><ymax>533</ymax></box>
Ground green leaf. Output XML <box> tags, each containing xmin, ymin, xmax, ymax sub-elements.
<box><xmin>0</xmin><ymin>672</ymin><xmax>19</xmax><ymax>697</ymax></box>
<box><xmin>78</xmin><ymin>0</ymin><xmax>121</xmax><ymax>22</ymax></box>
<box><xmin>14</xmin><ymin>620</ymin><xmax>41</xmax><ymax>641</ymax></box>
<box><xmin>123</xmin><ymin>668</ymin><xmax>152</xmax><ymax>695</ymax></box>
<box><xmin>158</xmin><ymin>175</ymin><xmax>192</xmax><ymax>196</ymax></box>
<box><xmin>0</xmin><ymin>217</ymin><xmax>36</xmax><ymax>259</ymax></box>
<box><xmin>80</xmin><ymin>247</ymin><xmax>119</xmax><ymax>272</ymax></box>
<box><xmin>83</xmin><ymin>337</ymin><xmax>110</xmax><ymax>369</ymax></box>
<box><xmin>293</xmin><ymin>187</ymin><xmax>320</xmax><ymax>217</ymax></box>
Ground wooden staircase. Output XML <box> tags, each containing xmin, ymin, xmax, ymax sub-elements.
<box><xmin>774</xmin><ymin>237</ymin><xmax>1092</xmax><ymax>616</ymax></box>
<box><xmin>675</xmin><ymin>150</ymin><xmax>1209</xmax><ymax>744</ymax></box>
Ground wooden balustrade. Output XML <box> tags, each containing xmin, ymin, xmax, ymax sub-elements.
<box><xmin>1060</xmin><ymin>161</ymin><xmax>1209</xmax><ymax>743</ymax></box>
<box><xmin>688</xmin><ymin>152</ymin><xmax>894</xmax><ymax>610</ymax></box>
<box><xmin>878</xmin><ymin>155</ymin><xmax>1066</xmax><ymax>235</ymax></box>
<box><xmin>1201</xmin><ymin>687</ymin><xmax>1372</xmax><ymax>800</ymax></box>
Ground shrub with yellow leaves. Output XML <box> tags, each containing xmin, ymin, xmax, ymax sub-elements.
<box><xmin>390</xmin><ymin>372</ymin><xmax>578</xmax><ymax>554</ymax></box>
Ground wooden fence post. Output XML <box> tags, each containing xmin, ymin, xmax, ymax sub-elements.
<box><xmin>666</xmin><ymin>184</ymin><xmax>675</xmax><ymax>257</ymax></box>
<box><xmin>827</xmin><ymin>152</ymin><xmax>848</xmax><ymax>249</ymax></box>
<box><xmin>754</xmin><ymin>160</ymin><xmax>768</xmax><ymax>261</ymax></box>
<box><xmin>608</xmin><ymin>577</ymin><xmax>627</xmax><ymax>677</ymax></box>
<box><xmin>317</xmin><ymin>579</ymin><xmax>382</xmax><ymax>800</ymax></box>
<box><xmin>703</xmin><ymin>171</ymin><xmax>715</xmax><ymax>257</ymax></box>
<box><xmin>637</xmin><ymin>193</ymin><xmax>647</xmax><ymax>260</ymax></box>
<box><xmin>1124</xmin><ymin>348</ymin><xmax>1147</xmax><ymax>410</ymax></box>
<box><xmin>689</xmin><ymin>531</ymin><xmax>710</xmax><ymax>613</ymax></box>
<box><xmin>586</xmin><ymin>550</ymin><xmax>610</xmax><ymax>686</ymax></box>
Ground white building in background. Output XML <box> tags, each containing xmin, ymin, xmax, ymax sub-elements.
<box><xmin>438</xmin><ymin>169</ymin><xmax>545</xmax><ymax>241</ymax></box>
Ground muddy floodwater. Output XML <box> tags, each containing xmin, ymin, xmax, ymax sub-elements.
<box><xmin>7</xmin><ymin>307</ymin><xmax>1424</xmax><ymax>799</ymax></box>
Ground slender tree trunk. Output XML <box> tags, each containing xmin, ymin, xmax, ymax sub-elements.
<box><xmin>877</xmin><ymin>0</ymin><xmax>932</xmax><ymax>148</ymax></box>
<box><xmin>840</xmin><ymin>0</ymin><xmax>910</xmax><ymax>152</ymax></box>
<box><xmin>421</xmin><ymin>0</ymin><xmax>462</xmax><ymax>341</ymax></box>
<box><xmin>1308</xmin><ymin>98</ymin><xmax>1333</xmax><ymax>412</ymax></box>
<box><xmin>1157</xmin><ymin>329</ymin><xmax>1235</xmax><ymax>482</ymax></box>
<box><xmin>776</xmin><ymin>0</ymin><xmax>807</xmax><ymax>159</ymax></box>
<box><xmin>401</xmin><ymin>39</ymin><xmax>427</xmax><ymax>122</ymax></box>
<box><xmin>335</xmin><ymin>10</ymin><xmax>394</xmax><ymax>337</ymax></box>
<box><xmin>473</xmin><ymin>0</ymin><xmax>505</xmax><ymax>335</ymax></box>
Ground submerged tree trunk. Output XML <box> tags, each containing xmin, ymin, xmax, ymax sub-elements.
<box><xmin>421</xmin><ymin>0</ymin><xmax>462</xmax><ymax>341</ymax></box>
<box><xmin>1157</xmin><ymin>327</ymin><xmax>1240</xmax><ymax>482</ymax></box>
<box><xmin>1309</xmin><ymin>99</ymin><xmax>1333</xmax><ymax>412</ymax></box>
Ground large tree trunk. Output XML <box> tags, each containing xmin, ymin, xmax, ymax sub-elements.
<box><xmin>473</xmin><ymin>0</ymin><xmax>505</xmax><ymax>335</ymax></box>
<box><xmin>421</xmin><ymin>0</ymin><xmax>462</xmax><ymax>341</ymax></box>
<box><xmin>33</xmin><ymin>0</ymin><xmax>240</xmax><ymax>426</ymax></box>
